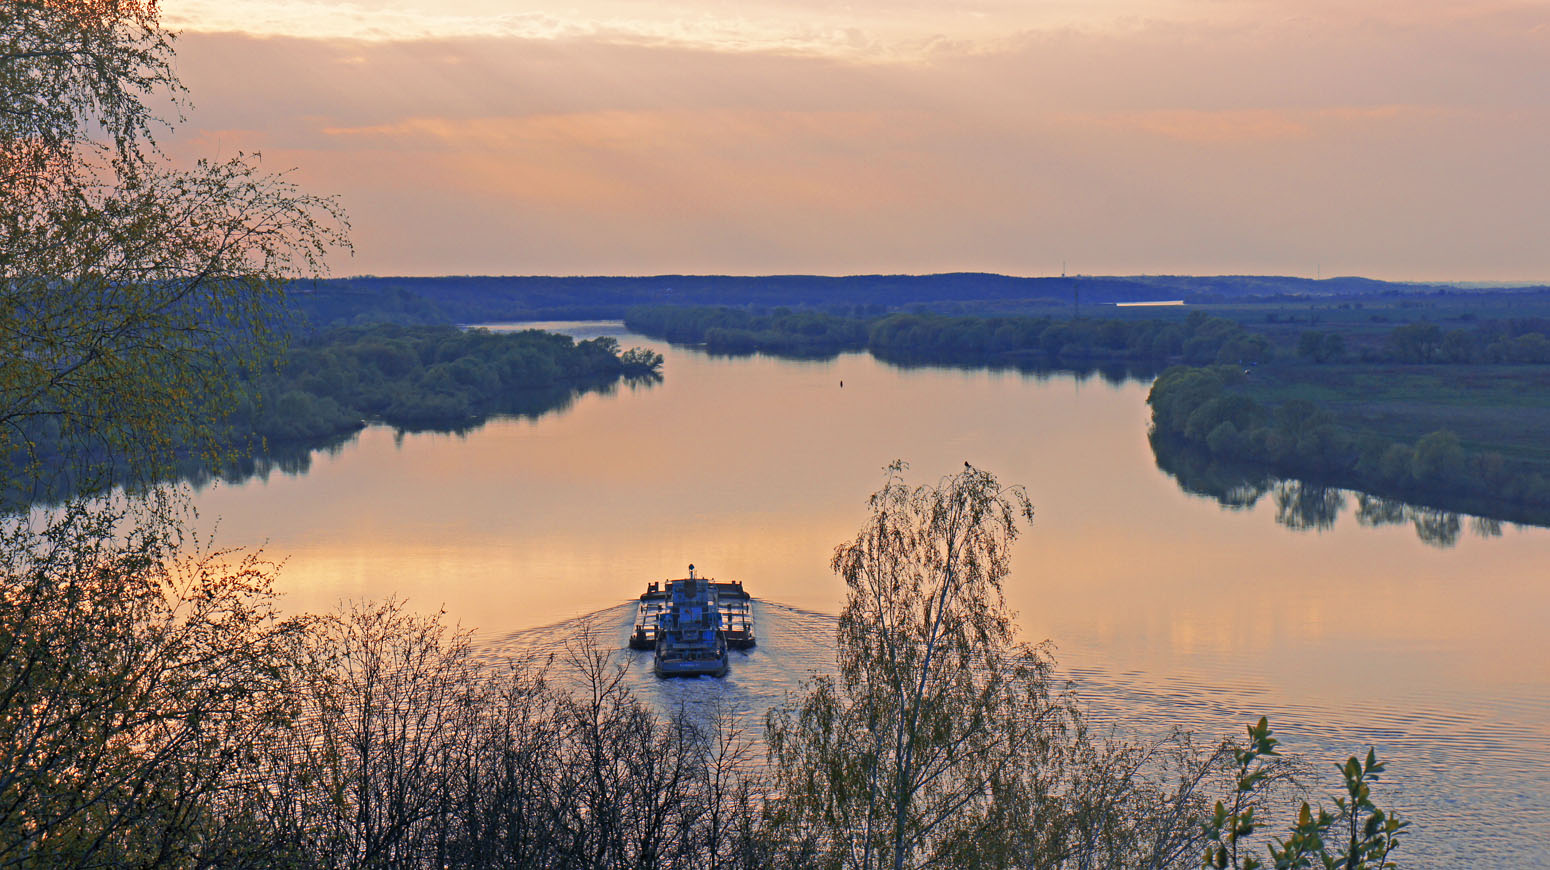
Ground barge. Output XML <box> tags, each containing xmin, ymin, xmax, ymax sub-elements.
<box><xmin>630</xmin><ymin>565</ymin><xmax>755</xmax><ymax>677</ymax></box>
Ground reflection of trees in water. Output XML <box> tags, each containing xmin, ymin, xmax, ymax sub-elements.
<box><xmin>1148</xmin><ymin>431</ymin><xmax>1272</xmax><ymax>510</ymax></box>
<box><xmin>1219</xmin><ymin>482</ymin><xmax>1270</xmax><ymax>510</ymax></box>
<box><xmin>1151</xmin><ymin>434</ymin><xmax>1519</xmax><ymax>548</ymax></box>
<box><xmin>1354</xmin><ymin>494</ymin><xmax>1485</xmax><ymax>549</ymax></box>
<box><xmin>202</xmin><ymin>437</ymin><xmax>350</xmax><ymax>489</ymax></box>
<box><xmin>15</xmin><ymin>375</ymin><xmax>659</xmax><ymax>506</ymax></box>
<box><xmin>1273</xmin><ymin>481</ymin><xmax>1345</xmax><ymax>531</ymax></box>
<box><xmin>1471</xmin><ymin>516</ymin><xmax>1503</xmax><ymax>538</ymax></box>
<box><xmin>1412</xmin><ymin>510</ymin><xmax>1462</xmax><ymax>548</ymax></box>
<box><xmin>1353</xmin><ymin>493</ymin><xmax>1409</xmax><ymax>527</ymax></box>
<box><xmin>873</xmin><ymin>352</ymin><xmax>1156</xmax><ymax>386</ymax></box>
<box><xmin>211</xmin><ymin>375</ymin><xmax>656</xmax><ymax>490</ymax></box>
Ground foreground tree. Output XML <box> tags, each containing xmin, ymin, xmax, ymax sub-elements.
<box><xmin>764</xmin><ymin>463</ymin><xmax>1366</xmax><ymax>870</ymax></box>
<box><xmin>0</xmin><ymin>497</ymin><xmax>303</xmax><ymax>867</ymax></box>
<box><xmin>2</xmin><ymin>0</ymin><xmax>348</xmax><ymax>500</ymax></box>
<box><xmin>1201</xmin><ymin>718</ymin><xmax>1408</xmax><ymax>870</ymax></box>
<box><xmin>767</xmin><ymin>461</ymin><xmax>1069</xmax><ymax>870</ymax></box>
<box><xmin>1</xmin><ymin>2</ymin><xmax>347</xmax><ymax>865</ymax></box>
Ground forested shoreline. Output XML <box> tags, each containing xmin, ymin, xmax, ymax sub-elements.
<box><xmin>237</xmin><ymin>324</ymin><xmax>663</xmax><ymax>441</ymax></box>
<box><xmin>1</xmin><ymin>323</ymin><xmax>663</xmax><ymax>506</ymax></box>
<box><xmin>622</xmin><ymin>306</ymin><xmax>1274</xmax><ymax>367</ymax></box>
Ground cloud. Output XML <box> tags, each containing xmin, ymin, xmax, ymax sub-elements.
<box><xmin>159</xmin><ymin>7</ymin><xmax>1550</xmax><ymax>279</ymax></box>
<box><xmin>1069</xmin><ymin>109</ymin><xmax>1312</xmax><ymax>144</ymax></box>
<box><xmin>1057</xmin><ymin>105</ymin><xmax>1464</xmax><ymax>144</ymax></box>
<box><xmin>161</xmin><ymin>0</ymin><xmax>1000</xmax><ymax>60</ymax></box>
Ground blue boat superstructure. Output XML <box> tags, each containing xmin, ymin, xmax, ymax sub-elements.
<box><xmin>630</xmin><ymin>565</ymin><xmax>755</xmax><ymax>677</ymax></box>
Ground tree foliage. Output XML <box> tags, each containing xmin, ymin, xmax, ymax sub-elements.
<box><xmin>1201</xmin><ymin>718</ymin><xmax>1408</xmax><ymax>870</ymax></box>
<box><xmin>768</xmin><ymin>462</ymin><xmax>1067</xmax><ymax>870</ymax></box>
<box><xmin>625</xmin><ymin>306</ymin><xmax>1276</xmax><ymax>369</ymax></box>
<box><xmin>0</xmin><ymin>497</ymin><xmax>303</xmax><ymax>867</ymax></box>
<box><xmin>0</xmin><ymin>4</ymin><xmax>348</xmax><ymax>864</ymax></box>
<box><xmin>1</xmin><ymin>0</ymin><xmax>348</xmax><ymax>499</ymax></box>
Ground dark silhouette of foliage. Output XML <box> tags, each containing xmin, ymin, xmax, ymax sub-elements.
<box><xmin>625</xmin><ymin>306</ymin><xmax>1273</xmax><ymax>371</ymax></box>
<box><xmin>1</xmin><ymin>325</ymin><xmax>664</xmax><ymax>506</ymax></box>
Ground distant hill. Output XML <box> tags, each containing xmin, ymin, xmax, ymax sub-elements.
<box><xmin>286</xmin><ymin>273</ymin><xmax>1550</xmax><ymax>329</ymax></box>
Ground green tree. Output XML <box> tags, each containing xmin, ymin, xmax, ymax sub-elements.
<box><xmin>1</xmin><ymin>3</ymin><xmax>347</xmax><ymax>864</ymax></box>
<box><xmin>2</xmin><ymin>0</ymin><xmax>348</xmax><ymax>497</ymax></box>
<box><xmin>1410</xmin><ymin>430</ymin><xmax>1465</xmax><ymax>485</ymax></box>
<box><xmin>1298</xmin><ymin>331</ymin><xmax>1345</xmax><ymax>364</ymax></box>
<box><xmin>767</xmin><ymin>461</ymin><xmax>1065</xmax><ymax>870</ymax></box>
<box><xmin>1202</xmin><ymin>719</ymin><xmax>1408</xmax><ymax>870</ymax></box>
<box><xmin>1385</xmin><ymin>323</ymin><xmax>1441</xmax><ymax>364</ymax></box>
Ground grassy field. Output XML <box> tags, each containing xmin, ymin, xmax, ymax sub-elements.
<box><xmin>1239</xmin><ymin>363</ymin><xmax>1550</xmax><ymax>466</ymax></box>
<box><xmin>1115</xmin><ymin>291</ymin><xmax>1550</xmax><ymax>469</ymax></box>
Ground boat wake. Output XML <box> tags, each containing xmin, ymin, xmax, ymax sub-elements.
<box><xmin>481</xmin><ymin>599</ymin><xmax>839</xmax><ymax>725</ymax></box>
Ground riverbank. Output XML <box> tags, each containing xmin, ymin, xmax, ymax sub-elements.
<box><xmin>1</xmin><ymin>323</ymin><xmax>664</xmax><ymax>506</ymax></box>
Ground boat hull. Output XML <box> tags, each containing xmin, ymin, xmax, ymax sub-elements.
<box><xmin>652</xmin><ymin>654</ymin><xmax>729</xmax><ymax>678</ymax></box>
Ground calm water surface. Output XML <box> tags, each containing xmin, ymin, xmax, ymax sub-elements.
<box><xmin>195</xmin><ymin>321</ymin><xmax>1550</xmax><ymax>867</ymax></box>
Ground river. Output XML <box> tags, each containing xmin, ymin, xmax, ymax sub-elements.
<box><xmin>191</xmin><ymin>321</ymin><xmax>1550</xmax><ymax>867</ymax></box>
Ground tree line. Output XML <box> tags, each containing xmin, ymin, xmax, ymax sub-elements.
<box><xmin>1299</xmin><ymin>318</ymin><xmax>1550</xmax><ymax>364</ymax></box>
<box><xmin>623</xmin><ymin>307</ymin><xmax>1273</xmax><ymax>368</ymax></box>
<box><xmin>235</xmin><ymin>324</ymin><xmax>663</xmax><ymax>442</ymax></box>
<box><xmin>630</xmin><ymin>305</ymin><xmax>1550</xmax><ymax>370</ymax></box>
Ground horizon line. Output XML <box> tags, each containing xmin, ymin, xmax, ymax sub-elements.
<box><xmin>314</xmin><ymin>272</ymin><xmax>1550</xmax><ymax>287</ymax></box>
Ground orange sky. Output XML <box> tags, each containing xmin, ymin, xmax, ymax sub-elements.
<box><xmin>161</xmin><ymin>0</ymin><xmax>1550</xmax><ymax>280</ymax></box>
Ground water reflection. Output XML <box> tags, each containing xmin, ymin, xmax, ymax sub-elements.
<box><xmin>1354</xmin><ymin>495</ymin><xmax>1511</xmax><ymax>549</ymax></box>
<box><xmin>1272</xmin><ymin>482</ymin><xmax>1344</xmax><ymax>532</ymax></box>
<box><xmin>182</xmin><ymin>321</ymin><xmax>1550</xmax><ymax>869</ymax></box>
<box><xmin>868</xmin><ymin>350</ymin><xmax>1156</xmax><ymax>386</ymax></box>
<box><xmin>198</xmin><ymin>375</ymin><xmax>657</xmax><ymax>494</ymax></box>
<box><xmin>1150</xmin><ymin>435</ymin><xmax>1527</xmax><ymax>548</ymax></box>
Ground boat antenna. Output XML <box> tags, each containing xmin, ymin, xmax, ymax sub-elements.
<box><xmin>688</xmin><ymin>563</ymin><xmax>696</xmax><ymax>579</ymax></box>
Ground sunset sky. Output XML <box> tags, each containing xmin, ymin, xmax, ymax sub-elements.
<box><xmin>160</xmin><ymin>0</ymin><xmax>1550</xmax><ymax>280</ymax></box>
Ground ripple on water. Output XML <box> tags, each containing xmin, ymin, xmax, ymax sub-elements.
<box><xmin>481</xmin><ymin>600</ymin><xmax>1549</xmax><ymax>870</ymax></box>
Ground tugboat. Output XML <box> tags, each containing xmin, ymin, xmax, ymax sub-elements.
<box><xmin>630</xmin><ymin>565</ymin><xmax>755</xmax><ymax>677</ymax></box>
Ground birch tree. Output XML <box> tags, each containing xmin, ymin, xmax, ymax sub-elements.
<box><xmin>767</xmin><ymin>461</ymin><xmax>1067</xmax><ymax>870</ymax></box>
<box><xmin>1</xmin><ymin>0</ymin><xmax>348</xmax><ymax>500</ymax></box>
<box><xmin>0</xmin><ymin>3</ymin><xmax>346</xmax><ymax>864</ymax></box>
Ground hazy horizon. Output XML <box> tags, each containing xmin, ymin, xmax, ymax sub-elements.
<box><xmin>322</xmin><ymin>270</ymin><xmax>1549</xmax><ymax>285</ymax></box>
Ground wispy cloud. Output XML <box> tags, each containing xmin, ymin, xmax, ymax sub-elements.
<box><xmin>160</xmin><ymin>3</ymin><xmax>1550</xmax><ymax>279</ymax></box>
<box><xmin>163</xmin><ymin>0</ymin><xmax>964</xmax><ymax>59</ymax></box>
<box><xmin>1060</xmin><ymin>106</ymin><xmax>1459</xmax><ymax>144</ymax></box>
